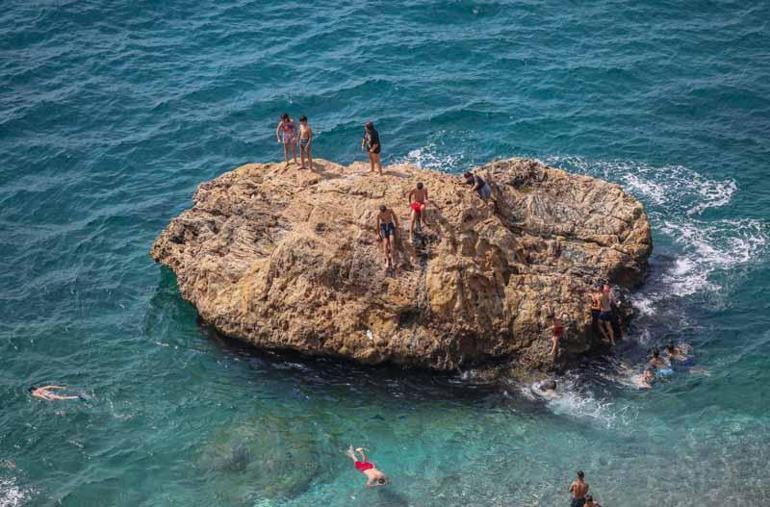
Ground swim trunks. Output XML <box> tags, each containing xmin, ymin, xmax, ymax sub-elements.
<box><xmin>570</xmin><ymin>498</ymin><xmax>586</xmax><ymax>507</ymax></box>
<box><xmin>479</xmin><ymin>182</ymin><xmax>492</xmax><ymax>199</ymax></box>
<box><xmin>355</xmin><ymin>461</ymin><xmax>374</xmax><ymax>473</ymax></box>
<box><xmin>599</xmin><ymin>311</ymin><xmax>613</xmax><ymax>321</ymax></box>
<box><xmin>299</xmin><ymin>138</ymin><xmax>311</xmax><ymax>149</ymax></box>
<box><xmin>410</xmin><ymin>201</ymin><xmax>424</xmax><ymax>213</ymax></box>
<box><xmin>380</xmin><ymin>222</ymin><xmax>396</xmax><ymax>238</ymax></box>
<box><xmin>552</xmin><ymin>324</ymin><xmax>565</xmax><ymax>338</ymax></box>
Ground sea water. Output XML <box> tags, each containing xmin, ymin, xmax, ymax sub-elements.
<box><xmin>1</xmin><ymin>1</ymin><xmax>769</xmax><ymax>505</ymax></box>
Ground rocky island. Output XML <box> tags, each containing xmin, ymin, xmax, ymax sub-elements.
<box><xmin>151</xmin><ymin>158</ymin><xmax>651</xmax><ymax>373</ymax></box>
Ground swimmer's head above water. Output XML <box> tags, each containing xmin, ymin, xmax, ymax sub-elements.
<box><xmin>542</xmin><ymin>379</ymin><xmax>557</xmax><ymax>391</ymax></box>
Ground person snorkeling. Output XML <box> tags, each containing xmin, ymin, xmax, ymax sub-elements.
<box><xmin>345</xmin><ymin>446</ymin><xmax>389</xmax><ymax>488</ymax></box>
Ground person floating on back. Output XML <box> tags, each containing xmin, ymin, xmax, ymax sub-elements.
<box><xmin>298</xmin><ymin>115</ymin><xmax>313</xmax><ymax>170</ymax></box>
<box><xmin>463</xmin><ymin>171</ymin><xmax>492</xmax><ymax>200</ymax></box>
<box><xmin>362</xmin><ymin>121</ymin><xmax>382</xmax><ymax>175</ymax></box>
<box><xmin>407</xmin><ymin>182</ymin><xmax>429</xmax><ymax>237</ymax></box>
<box><xmin>569</xmin><ymin>470</ymin><xmax>590</xmax><ymax>507</ymax></box>
<box><xmin>345</xmin><ymin>446</ymin><xmax>389</xmax><ymax>488</ymax></box>
<box><xmin>549</xmin><ymin>313</ymin><xmax>565</xmax><ymax>361</ymax></box>
<box><xmin>29</xmin><ymin>385</ymin><xmax>79</xmax><ymax>401</ymax></box>
<box><xmin>275</xmin><ymin>113</ymin><xmax>298</xmax><ymax>167</ymax></box>
<box><xmin>376</xmin><ymin>204</ymin><xmax>399</xmax><ymax>270</ymax></box>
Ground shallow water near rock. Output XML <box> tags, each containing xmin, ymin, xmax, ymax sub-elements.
<box><xmin>2</xmin><ymin>1</ymin><xmax>769</xmax><ymax>505</ymax></box>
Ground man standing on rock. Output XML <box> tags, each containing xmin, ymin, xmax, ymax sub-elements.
<box><xmin>407</xmin><ymin>182</ymin><xmax>429</xmax><ymax>237</ymax></box>
<box><xmin>362</xmin><ymin>121</ymin><xmax>382</xmax><ymax>175</ymax></box>
<box><xmin>569</xmin><ymin>470</ymin><xmax>590</xmax><ymax>507</ymax></box>
<box><xmin>376</xmin><ymin>204</ymin><xmax>399</xmax><ymax>270</ymax></box>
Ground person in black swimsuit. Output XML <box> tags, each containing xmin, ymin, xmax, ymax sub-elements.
<box><xmin>362</xmin><ymin>121</ymin><xmax>382</xmax><ymax>175</ymax></box>
<box><xmin>376</xmin><ymin>204</ymin><xmax>399</xmax><ymax>269</ymax></box>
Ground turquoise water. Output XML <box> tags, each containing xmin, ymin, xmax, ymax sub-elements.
<box><xmin>2</xmin><ymin>1</ymin><xmax>769</xmax><ymax>505</ymax></box>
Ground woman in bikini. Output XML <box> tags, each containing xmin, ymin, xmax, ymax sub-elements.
<box><xmin>298</xmin><ymin>115</ymin><xmax>313</xmax><ymax>170</ymax></box>
<box><xmin>275</xmin><ymin>113</ymin><xmax>298</xmax><ymax>167</ymax></box>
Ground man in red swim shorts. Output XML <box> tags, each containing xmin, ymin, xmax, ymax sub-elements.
<box><xmin>346</xmin><ymin>445</ymin><xmax>389</xmax><ymax>488</ymax></box>
<box><xmin>407</xmin><ymin>181</ymin><xmax>429</xmax><ymax>237</ymax></box>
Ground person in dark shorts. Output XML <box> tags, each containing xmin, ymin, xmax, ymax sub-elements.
<box><xmin>589</xmin><ymin>284</ymin><xmax>602</xmax><ymax>335</ymax></box>
<box><xmin>362</xmin><ymin>121</ymin><xmax>382</xmax><ymax>175</ymax></box>
<box><xmin>345</xmin><ymin>446</ymin><xmax>389</xmax><ymax>488</ymax></box>
<box><xmin>463</xmin><ymin>172</ymin><xmax>492</xmax><ymax>199</ymax></box>
<box><xmin>569</xmin><ymin>470</ymin><xmax>590</xmax><ymax>507</ymax></box>
<box><xmin>376</xmin><ymin>204</ymin><xmax>399</xmax><ymax>269</ymax></box>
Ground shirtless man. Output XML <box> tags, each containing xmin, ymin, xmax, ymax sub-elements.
<box><xmin>665</xmin><ymin>341</ymin><xmax>690</xmax><ymax>361</ymax></box>
<box><xmin>376</xmin><ymin>204</ymin><xmax>399</xmax><ymax>270</ymax></box>
<box><xmin>649</xmin><ymin>347</ymin><xmax>669</xmax><ymax>369</ymax></box>
<box><xmin>346</xmin><ymin>446</ymin><xmax>389</xmax><ymax>488</ymax></box>
<box><xmin>29</xmin><ymin>385</ymin><xmax>79</xmax><ymax>401</ymax></box>
<box><xmin>636</xmin><ymin>366</ymin><xmax>656</xmax><ymax>389</ymax></box>
<box><xmin>569</xmin><ymin>470</ymin><xmax>590</xmax><ymax>507</ymax></box>
<box><xmin>589</xmin><ymin>285</ymin><xmax>602</xmax><ymax>335</ymax></box>
<box><xmin>407</xmin><ymin>182</ymin><xmax>429</xmax><ymax>236</ymax></box>
<box><xmin>598</xmin><ymin>288</ymin><xmax>615</xmax><ymax>345</ymax></box>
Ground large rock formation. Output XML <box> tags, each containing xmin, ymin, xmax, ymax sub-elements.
<box><xmin>151</xmin><ymin>158</ymin><xmax>651</xmax><ymax>371</ymax></box>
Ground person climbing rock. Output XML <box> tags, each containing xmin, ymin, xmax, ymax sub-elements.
<box><xmin>407</xmin><ymin>182</ymin><xmax>429</xmax><ymax>236</ymax></box>
<box><xmin>569</xmin><ymin>470</ymin><xmax>590</xmax><ymax>507</ymax></box>
<box><xmin>362</xmin><ymin>121</ymin><xmax>382</xmax><ymax>175</ymax></box>
<box><xmin>589</xmin><ymin>284</ymin><xmax>602</xmax><ymax>335</ymax></box>
<box><xmin>275</xmin><ymin>113</ymin><xmax>298</xmax><ymax>167</ymax></box>
<box><xmin>376</xmin><ymin>204</ymin><xmax>399</xmax><ymax>270</ymax></box>
<box><xmin>598</xmin><ymin>287</ymin><xmax>615</xmax><ymax>346</ymax></box>
<box><xmin>345</xmin><ymin>446</ymin><xmax>389</xmax><ymax>488</ymax></box>
<box><xmin>549</xmin><ymin>314</ymin><xmax>565</xmax><ymax>361</ymax></box>
<box><xmin>463</xmin><ymin>171</ymin><xmax>491</xmax><ymax>200</ymax></box>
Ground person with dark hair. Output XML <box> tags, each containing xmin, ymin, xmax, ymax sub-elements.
<box><xmin>275</xmin><ymin>113</ymin><xmax>298</xmax><ymax>167</ymax></box>
<box><xmin>589</xmin><ymin>283</ymin><xmax>602</xmax><ymax>335</ymax></box>
<box><xmin>636</xmin><ymin>366</ymin><xmax>656</xmax><ymax>389</ymax></box>
<box><xmin>569</xmin><ymin>470</ymin><xmax>590</xmax><ymax>507</ymax></box>
<box><xmin>407</xmin><ymin>181</ymin><xmax>429</xmax><ymax>236</ymax></box>
<box><xmin>376</xmin><ymin>204</ymin><xmax>399</xmax><ymax>270</ymax></box>
<box><xmin>298</xmin><ymin>115</ymin><xmax>313</xmax><ymax>170</ymax></box>
<box><xmin>549</xmin><ymin>314</ymin><xmax>565</xmax><ymax>361</ymax></box>
<box><xmin>649</xmin><ymin>347</ymin><xmax>669</xmax><ymax>369</ymax></box>
<box><xmin>603</xmin><ymin>283</ymin><xmax>623</xmax><ymax>339</ymax></box>
<box><xmin>463</xmin><ymin>172</ymin><xmax>491</xmax><ymax>200</ymax></box>
<box><xmin>584</xmin><ymin>494</ymin><xmax>602</xmax><ymax>507</ymax></box>
<box><xmin>597</xmin><ymin>286</ymin><xmax>615</xmax><ymax>346</ymax></box>
<box><xmin>29</xmin><ymin>385</ymin><xmax>79</xmax><ymax>401</ymax></box>
<box><xmin>345</xmin><ymin>446</ymin><xmax>389</xmax><ymax>488</ymax></box>
<box><xmin>362</xmin><ymin>121</ymin><xmax>382</xmax><ymax>175</ymax></box>
<box><xmin>665</xmin><ymin>341</ymin><xmax>691</xmax><ymax>362</ymax></box>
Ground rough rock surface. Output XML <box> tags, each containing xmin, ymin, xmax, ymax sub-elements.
<box><xmin>151</xmin><ymin>158</ymin><xmax>652</xmax><ymax>371</ymax></box>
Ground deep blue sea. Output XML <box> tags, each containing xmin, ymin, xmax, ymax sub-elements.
<box><xmin>2</xmin><ymin>1</ymin><xmax>769</xmax><ymax>505</ymax></box>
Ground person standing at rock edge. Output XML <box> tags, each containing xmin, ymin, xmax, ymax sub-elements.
<box><xmin>362</xmin><ymin>121</ymin><xmax>382</xmax><ymax>175</ymax></box>
<box><xmin>407</xmin><ymin>182</ymin><xmax>429</xmax><ymax>236</ymax></box>
<box><xmin>275</xmin><ymin>113</ymin><xmax>298</xmax><ymax>167</ymax></box>
<box><xmin>298</xmin><ymin>115</ymin><xmax>313</xmax><ymax>170</ymax></box>
<box><xmin>345</xmin><ymin>446</ymin><xmax>389</xmax><ymax>488</ymax></box>
<box><xmin>569</xmin><ymin>470</ymin><xmax>590</xmax><ymax>507</ymax></box>
<box><xmin>463</xmin><ymin>172</ymin><xmax>492</xmax><ymax>200</ymax></box>
<box><xmin>376</xmin><ymin>204</ymin><xmax>399</xmax><ymax>270</ymax></box>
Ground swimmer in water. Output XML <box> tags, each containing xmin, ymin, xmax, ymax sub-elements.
<box><xmin>648</xmin><ymin>347</ymin><xmax>669</xmax><ymax>369</ymax></box>
<box><xmin>584</xmin><ymin>494</ymin><xmax>602</xmax><ymax>507</ymax></box>
<box><xmin>29</xmin><ymin>385</ymin><xmax>79</xmax><ymax>401</ymax></box>
<box><xmin>533</xmin><ymin>379</ymin><xmax>559</xmax><ymax>400</ymax></box>
<box><xmin>345</xmin><ymin>445</ymin><xmax>389</xmax><ymax>488</ymax></box>
<box><xmin>568</xmin><ymin>470</ymin><xmax>590</xmax><ymax>507</ymax></box>
<box><xmin>636</xmin><ymin>367</ymin><xmax>656</xmax><ymax>389</ymax></box>
<box><xmin>665</xmin><ymin>341</ymin><xmax>690</xmax><ymax>361</ymax></box>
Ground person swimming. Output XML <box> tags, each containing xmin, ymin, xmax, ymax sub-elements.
<box><xmin>648</xmin><ymin>347</ymin><xmax>669</xmax><ymax>369</ymax></box>
<box><xmin>584</xmin><ymin>494</ymin><xmax>602</xmax><ymax>507</ymax></box>
<box><xmin>635</xmin><ymin>367</ymin><xmax>656</xmax><ymax>389</ymax></box>
<box><xmin>532</xmin><ymin>379</ymin><xmax>559</xmax><ymax>400</ymax></box>
<box><xmin>345</xmin><ymin>446</ymin><xmax>389</xmax><ymax>488</ymax></box>
<box><xmin>665</xmin><ymin>341</ymin><xmax>691</xmax><ymax>362</ymax></box>
<box><xmin>29</xmin><ymin>385</ymin><xmax>79</xmax><ymax>401</ymax></box>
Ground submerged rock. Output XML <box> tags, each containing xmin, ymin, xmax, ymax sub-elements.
<box><xmin>151</xmin><ymin>158</ymin><xmax>651</xmax><ymax>371</ymax></box>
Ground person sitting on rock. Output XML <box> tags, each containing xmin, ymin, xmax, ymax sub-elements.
<box><xmin>463</xmin><ymin>172</ymin><xmax>492</xmax><ymax>200</ymax></box>
<box><xmin>29</xmin><ymin>385</ymin><xmax>79</xmax><ymax>401</ymax></box>
<box><xmin>407</xmin><ymin>182</ymin><xmax>429</xmax><ymax>236</ymax></box>
<box><xmin>549</xmin><ymin>314</ymin><xmax>565</xmax><ymax>361</ymax></box>
<box><xmin>346</xmin><ymin>446</ymin><xmax>389</xmax><ymax>488</ymax></box>
<box><xmin>376</xmin><ymin>204</ymin><xmax>399</xmax><ymax>270</ymax></box>
<box><xmin>597</xmin><ymin>287</ymin><xmax>615</xmax><ymax>346</ymax></box>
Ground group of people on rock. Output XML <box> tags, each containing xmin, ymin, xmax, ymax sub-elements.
<box><xmin>275</xmin><ymin>113</ymin><xmax>314</xmax><ymax>169</ymax></box>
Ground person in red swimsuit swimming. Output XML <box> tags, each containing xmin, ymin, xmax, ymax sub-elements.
<box><xmin>407</xmin><ymin>182</ymin><xmax>429</xmax><ymax>237</ymax></box>
<box><xmin>345</xmin><ymin>445</ymin><xmax>389</xmax><ymax>488</ymax></box>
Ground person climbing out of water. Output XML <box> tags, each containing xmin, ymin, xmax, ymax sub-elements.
<box><xmin>275</xmin><ymin>113</ymin><xmax>298</xmax><ymax>167</ymax></box>
<box><xmin>569</xmin><ymin>470</ymin><xmax>590</xmax><ymax>507</ymax></box>
<box><xmin>463</xmin><ymin>172</ymin><xmax>492</xmax><ymax>200</ymax></box>
<box><xmin>362</xmin><ymin>121</ymin><xmax>382</xmax><ymax>175</ymax></box>
<box><xmin>346</xmin><ymin>445</ymin><xmax>389</xmax><ymax>488</ymax></box>
<box><xmin>589</xmin><ymin>284</ymin><xmax>602</xmax><ymax>336</ymax></box>
<box><xmin>602</xmin><ymin>283</ymin><xmax>623</xmax><ymax>338</ymax></box>
<box><xmin>636</xmin><ymin>366</ymin><xmax>656</xmax><ymax>389</ymax></box>
<box><xmin>648</xmin><ymin>347</ymin><xmax>669</xmax><ymax>369</ymax></box>
<box><xmin>584</xmin><ymin>494</ymin><xmax>602</xmax><ymax>507</ymax></box>
<box><xmin>407</xmin><ymin>182</ymin><xmax>429</xmax><ymax>236</ymax></box>
<box><xmin>29</xmin><ymin>385</ymin><xmax>79</xmax><ymax>401</ymax></box>
<box><xmin>549</xmin><ymin>313</ymin><xmax>565</xmax><ymax>361</ymax></box>
<box><xmin>376</xmin><ymin>204</ymin><xmax>399</xmax><ymax>270</ymax></box>
<box><xmin>598</xmin><ymin>286</ymin><xmax>615</xmax><ymax>346</ymax></box>
<box><xmin>298</xmin><ymin>115</ymin><xmax>313</xmax><ymax>170</ymax></box>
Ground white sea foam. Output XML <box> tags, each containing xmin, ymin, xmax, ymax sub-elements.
<box><xmin>400</xmin><ymin>139</ymin><xmax>467</xmax><ymax>171</ymax></box>
<box><xmin>0</xmin><ymin>477</ymin><xmax>29</xmax><ymax>507</ymax></box>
